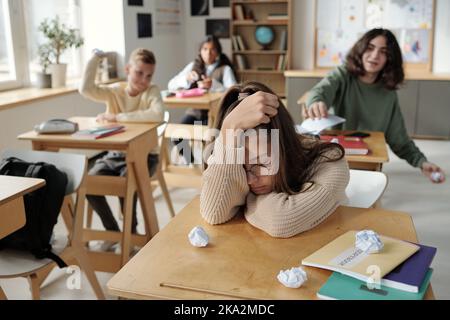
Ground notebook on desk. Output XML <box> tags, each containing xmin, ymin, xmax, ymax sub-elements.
<box><xmin>320</xmin><ymin>135</ymin><xmax>369</xmax><ymax>155</ymax></box>
<box><xmin>301</xmin><ymin>230</ymin><xmax>420</xmax><ymax>283</ymax></box>
<box><xmin>72</xmin><ymin>124</ymin><xmax>125</xmax><ymax>140</ymax></box>
<box><xmin>317</xmin><ymin>269</ymin><xmax>433</xmax><ymax>300</ymax></box>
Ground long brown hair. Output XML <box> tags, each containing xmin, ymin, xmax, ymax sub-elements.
<box><xmin>214</xmin><ymin>82</ymin><xmax>345</xmax><ymax>195</ymax></box>
<box><xmin>346</xmin><ymin>28</ymin><xmax>404</xmax><ymax>90</ymax></box>
<box><xmin>192</xmin><ymin>35</ymin><xmax>236</xmax><ymax>84</ymax></box>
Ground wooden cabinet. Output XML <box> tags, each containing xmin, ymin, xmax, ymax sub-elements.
<box><xmin>231</xmin><ymin>0</ymin><xmax>292</xmax><ymax>97</ymax></box>
<box><xmin>416</xmin><ymin>81</ymin><xmax>450</xmax><ymax>138</ymax></box>
<box><xmin>397</xmin><ymin>80</ymin><xmax>419</xmax><ymax>136</ymax></box>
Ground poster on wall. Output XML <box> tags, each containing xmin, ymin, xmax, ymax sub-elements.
<box><xmin>341</xmin><ymin>0</ymin><xmax>365</xmax><ymax>30</ymax></box>
<box><xmin>191</xmin><ymin>0</ymin><xmax>209</xmax><ymax>16</ymax></box>
<box><xmin>401</xmin><ymin>28</ymin><xmax>430</xmax><ymax>63</ymax></box>
<box><xmin>137</xmin><ymin>13</ymin><xmax>152</xmax><ymax>38</ymax></box>
<box><xmin>206</xmin><ymin>19</ymin><xmax>230</xmax><ymax>39</ymax></box>
<box><xmin>317</xmin><ymin>29</ymin><xmax>362</xmax><ymax>67</ymax></box>
<box><xmin>128</xmin><ymin>0</ymin><xmax>143</xmax><ymax>6</ymax></box>
<box><xmin>213</xmin><ymin>0</ymin><xmax>230</xmax><ymax>7</ymax></box>
<box><xmin>155</xmin><ymin>0</ymin><xmax>181</xmax><ymax>34</ymax></box>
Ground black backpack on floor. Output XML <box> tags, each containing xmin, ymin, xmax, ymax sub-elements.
<box><xmin>0</xmin><ymin>157</ymin><xmax>69</xmax><ymax>268</ymax></box>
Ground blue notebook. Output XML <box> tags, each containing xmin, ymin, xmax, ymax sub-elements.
<box><xmin>382</xmin><ymin>243</ymin><xmax>436</xmax><ymax>293</ymax></box>
<box><xmin>317</xmin><ymin>269</ymin><xmax>433</xmax><ymax>300</ymax></box>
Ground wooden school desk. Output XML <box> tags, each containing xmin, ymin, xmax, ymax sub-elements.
<box><xmin>163</xmin><ymin>92</ymin><xmax>224</xmax><ymax>127</ymax></box>
<box><xmin>322</xmin><ymin>130</ymin><xmax>389</xmax><ymax>171</ymax></box>
<box><xmin>18</xmin><ymin>117</ymin><xmax>161</xmax><ymax>272</ymax></box>
<box><xmin>107</xmin><ymin>196</ymin><xmax>434</xmax><ymax>300</ymax></box>
<box><xmin>0</xmin><ymin>176</ymin><xmax>45</xmax><ymax>299</ymax></box>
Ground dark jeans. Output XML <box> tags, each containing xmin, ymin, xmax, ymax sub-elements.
<box><xmin>174</xmin><ymin>110</ymin><xmax>208</xmax><ymax>164</ymax></box>
<box><xmin>86</xmin><ymin>151</ymin><xmax>159</xmax><ymax>234</ymax></box>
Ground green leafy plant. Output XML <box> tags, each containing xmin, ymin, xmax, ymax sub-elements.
<box><xmin>38</xmin><ymin>16</ymin><xmax>84</xmax><ymax>65</ymax></box>
<box><xmin>37</xmin><ymin>43</ymin><xmax>52</xmax><ymax>74</ymax></box>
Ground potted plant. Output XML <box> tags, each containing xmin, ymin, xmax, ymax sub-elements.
<box><xmin>38</xmin><ymin>16</ymin><xmax>84</xmax><ymax>88</ymax></box>
<box><xmin>35</xmin><ymin>43</ymin><xmax>52</xmax><ymax>88</ymax></box>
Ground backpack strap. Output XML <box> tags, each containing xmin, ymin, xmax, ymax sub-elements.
<box><xmin>41</xmin><ymin>246</ymin><xmax>68</xmax><ymax>268</ymax></box>
<box><xmin>25</xmin><ymin>163</ymin><xmax>44</xmax><ymax>179</ymax></box>
<box><xmin>0</xmin><ymin>157</ymin><xmax>15</xmax><ymax>174</ymax></box>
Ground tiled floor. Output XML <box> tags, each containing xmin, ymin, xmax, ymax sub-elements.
<box><xmin>1</xmin><ymin>139</ymin><xmax>449</xmax><ymax>299</ymax></box>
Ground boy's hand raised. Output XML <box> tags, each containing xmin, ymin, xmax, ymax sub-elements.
<box><xmin>93</xmin><ymin>49</ymin><xmax>106</xmax><ymax>58</ymax></box>
<box><xmin>222</xmin><ymin>91</ymin><xmax>279</xmax><ymax>132</ymax></box>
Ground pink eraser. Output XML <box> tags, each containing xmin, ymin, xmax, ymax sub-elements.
<box><xmin>175</xmin><ymin>88</ymin><xmax>206</xmax><ymax>98</ymax></box>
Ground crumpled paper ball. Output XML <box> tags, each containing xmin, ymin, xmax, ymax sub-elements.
<box><xmin>277</xmin><ymin>266</ymin><xmax>308</xmax><ymax>288</ymax></box>
<box><xmin>431</xmin><ymin>171</ymin><xmax>443</xmax><ymax>183</ymax></box>
<box><xmin>188</xmin><ymin>226</ymin><xmax>209</xmax><ymax>247</ymax></box>
<box><xmin>355</xmin><ymin>230</ymin><xmax>384</xmax><ymax>254</ymax></box>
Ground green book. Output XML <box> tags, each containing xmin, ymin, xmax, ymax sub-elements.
<box><xmin>317</xmin><ymin>269</ymin><xmax>433</xmax><ymax>300</ymax></box>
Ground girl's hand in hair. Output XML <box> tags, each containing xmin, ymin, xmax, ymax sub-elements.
<box><xmin>302</xmin><ymin>101</ymin><xmax>329</xmax><ymax>120</ymax></box>
<box><xmin>222</xmin><ymin>91</ymin><xmax>279</xmax><ymax>132</ymax></box>
<box><xmin>187</xmin><ymin>71</ymin><xmax>200</xmax><ymax>83</ymax></box>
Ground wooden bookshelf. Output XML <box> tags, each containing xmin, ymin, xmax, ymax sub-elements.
<box><xmin>231</xmin><ymin>0</ymin><xmax>292</xmax><ymax>97</ymax></box>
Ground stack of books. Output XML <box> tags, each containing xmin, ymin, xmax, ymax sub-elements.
<box><xmin>72</xmin><ymin>124</ymin><xmax>125</xmax><ymax>140</ymax></box>
<box><xmin>302</xmin><ymin>230</ymin><xmax>436</xmax><ymax>300</ymax></box>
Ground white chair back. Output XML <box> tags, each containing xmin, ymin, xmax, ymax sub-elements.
<box><xmin>344</xmin><ymin>169</ymin><xmax>388</xmax><ymax>208</ymax></box>
<box><xmin>2</xmin><ymin>149</ymin><xmax>87</xmax><ymax>195</ymax></box>
<box><xmin>157</xmin><ymin>111</ymin><xmax>170</xmax><ymax>137</ymax></box>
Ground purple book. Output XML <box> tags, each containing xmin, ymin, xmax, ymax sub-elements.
<box><xmin>381</xmin><ymin>243</ymin><xmax>437</xmax><ymax>293</ymax></box>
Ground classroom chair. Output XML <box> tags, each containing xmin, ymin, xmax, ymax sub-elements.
<box><xmin>86</xmin><ymin>111</ymin><xmax>175</xmax><ymax>230</ymax></box>
<box><xmin>344</xmin><ymin>169</ymin><xmax>388</xmax><ymax>208</ymax></box>
<box><xmin>162</xmin><ymin>123</ymin><xmax>210</xmax><ymax>189</ymax></box>
<box><xmin>0</xmin><ymin>149</ymin><xmax>105</xmax><ymax>300</ymax></box>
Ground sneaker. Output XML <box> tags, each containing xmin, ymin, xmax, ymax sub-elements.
<box><xmin>170</xmin><ymin>147</ymin><xmax>189</xmax><ymax>166</ymax></box>
<box><xmin>98</xmin><ymin>240</ymin><xmax>118</xmax><ymax>252</ymax></box>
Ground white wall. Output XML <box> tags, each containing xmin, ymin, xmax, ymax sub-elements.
<box><xmin>433</xmin><ymin>0</ymin><xmax>450</xmax><ymax>73</ymax></box>
<box><xmin>0</xmin><ymin>94</ymin><xmax>103</xmax><ymax>151</ymax></box>
<box><xmin>121</xmin><ymin>0</ymin><xmax>185</xmax><ymax>89</ymax></box>
<box><xmin>80</xmin><ymin>0</ymin><xmax>126</xmax><ymax>78</ymax></box>
<box><xmin>181</xmin><ymin>0</ymin><xmax>232</xmax><ymax>63</ymax></box>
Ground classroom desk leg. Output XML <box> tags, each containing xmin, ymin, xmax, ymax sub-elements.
<box><xmin>130</xmin><ymin>138</ymin><xmax>159</xmax><ymax>240</ymax></box>
<box><xmin>121</xmin><ymin>157</ymin><xmax>137</xmax><ymax>266</ymax></box>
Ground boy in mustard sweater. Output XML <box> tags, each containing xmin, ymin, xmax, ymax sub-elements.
<box><xmin>79</xmin><ymin>48</ymin><xmax>164</xmax><ymax>251</ymax></box>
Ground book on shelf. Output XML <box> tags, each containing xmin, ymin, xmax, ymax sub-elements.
<box><xmin>277</xmin><ymin>54</ymin><xmax>286</xmax><ymax>71</ymax></box>
<box><xmin>72</xmin><ymin>124</ymin><xmax>125</xmax><ymax>140</ymax></box>
<box><xmin>279</xmin><ymin>29</ymin><xmax>288</xmax><ymax>51</ymax></box>
<box><xmin>317</xmin><ymin>269</ymin><xmax>433</xmax><ymax>300</ymax></box>
<box><xmin>234</xmin><ymin>4</ymin><xmax>245</xmax><ymax>20</ymax></box>
<box><xmin>320</xmin><ymin>135</ymin><xmax>369</xmax><ymax>155</ymax></box>
<box><xmin>236</xmin><ymin>35</ymin><xmax>246</xmax><ymax>51</ymax></box>
<box><xmin>231</xmin><ymin>36</ymin><xmax>240</xmax><ymax>51</ymax></box>
<box><xmin>235</xmin><ymin>54</ymin><xmax>248</xmax><ymax>70</ymax></box>
<box><xmin>268</xmin><ymin>14</ymin><xmax>289</xmax><ymax>20</ymax></box>
<box><xmin>382</xmin><ymin>243</ymin><xmax>437</xmax><ymax>293</ymax></box>
<box><xmin>301</xmin><ymin>230</ymin><xmax>420</xmax><ymax>283</ymax></box>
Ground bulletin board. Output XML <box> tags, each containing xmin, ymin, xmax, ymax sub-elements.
<box><xmin>314</xmin><ymin>0</ymin><xmax>435</xmax><ymax>72</ymax></box>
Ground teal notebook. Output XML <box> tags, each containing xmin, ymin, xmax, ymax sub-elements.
<box><xmin>317</xmin><ymin>269</ymin><xmax>433</xmax><ymax>300</ymax></box>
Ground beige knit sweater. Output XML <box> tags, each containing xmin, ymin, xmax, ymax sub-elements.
<box><xmin>200</xmin><ymin>140</ymin><xmax>350</xmax><ymax>238</ymax></box>
<box><xmin>79</xmin><ymin>55</ymin><xmax>164</xmax><ymax>123</ymax></box>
